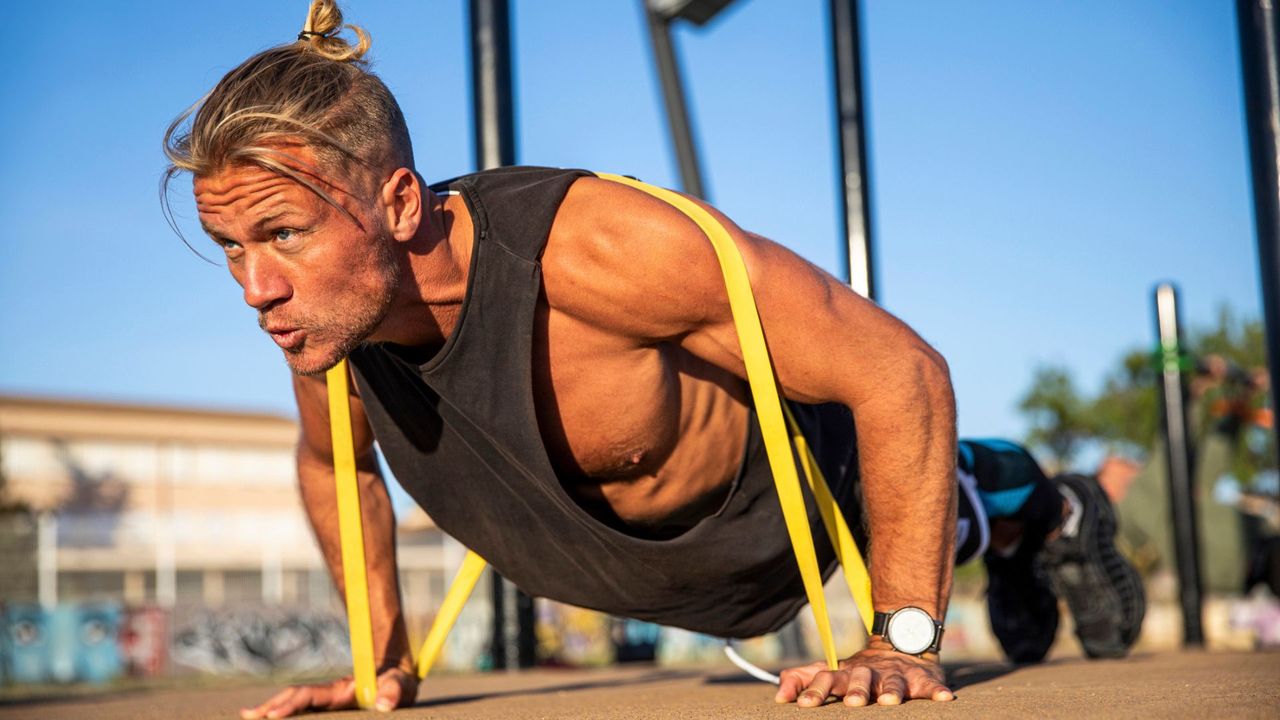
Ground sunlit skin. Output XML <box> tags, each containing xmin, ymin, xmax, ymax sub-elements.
<box><xmin>193</xmin><ymin>148</ymin><xmax>466</xmax><ymax>377</ymax></box>
<box><xmin>195</xmin><ymin>142</ymin><xmax>959</xmax><ymax>718</ymax></box>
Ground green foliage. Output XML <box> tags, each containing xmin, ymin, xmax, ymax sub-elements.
<box><xmin>1018</xmin><ymin>366</ymin><xmax>1091</xmax><ymax>470</ymax></box>
<box><xmin>1018</xmin><ymin>306</ymin><xmax>1274</xmax><ymax>482</ymax></box>
<box><xmin>1088</xmin><ymin>349</ymin><xmax>1160</xmax><ymax>450</ymax></box>
<box><xmin>1190</xmin><ymin>305</ymin><xmax>1268</xmax><ymax>368</ymax></box>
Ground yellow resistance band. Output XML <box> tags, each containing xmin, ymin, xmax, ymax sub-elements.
<box><xmin>325</xmin><ymin>360</ymin><xmax>378</xmax><ymax>709</ymax></box>
<box><xmin>415</xmin><ymin>550</ymin><xmax>487</xmax><ymax>679</ymax></box>
<box><xmin>327</xmin><ymin>174</ymin><xmax>875</xmax><ymax>689</ymax></box>
<box><xmin>598</xmin><ymin>173</ymin><xmax>872</xmax><ymax>669</ymax></box>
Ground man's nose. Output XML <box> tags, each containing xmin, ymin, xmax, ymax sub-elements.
<box><xmin>241</xmin><ymin>253</ymin><xmax>291</xmax><ymax>310</ymax></box>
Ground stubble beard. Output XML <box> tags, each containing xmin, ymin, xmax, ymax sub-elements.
<box><xmin>264</xmin><ymin>237</ymin><xmax>400</xmax><ymax>377</ymax></box>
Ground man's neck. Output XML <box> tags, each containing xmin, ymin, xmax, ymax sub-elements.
<box><xmin>371</xmin><ymin>188</ymin><xmax>472</xmax><ymax>349</ymax></box>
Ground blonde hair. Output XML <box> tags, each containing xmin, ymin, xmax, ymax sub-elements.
<box><xmin>162</xmin><ymin>0</ymin><xmax>413</xmax><ymax>241</ymax></box>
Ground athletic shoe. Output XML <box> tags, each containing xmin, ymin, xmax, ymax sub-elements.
<box><xmin>984</xmin><ymin>551</ymin><xmax>1059</xmax><ymax>663</ymax></box>
<box><xmin>1039</xmin><ymin>474</ymin><xmax>1145</xmax><ymax>658</ymax></box>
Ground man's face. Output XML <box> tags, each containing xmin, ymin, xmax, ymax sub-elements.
<box><xmin>193</xmin><ymin>151</ymin><xmax>398</xmax><ymax>376</ymax></box>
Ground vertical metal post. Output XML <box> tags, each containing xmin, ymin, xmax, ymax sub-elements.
<box><xmin>469</xmin><ymin>0</ymin><xmax>536</xmax><ymax>670</ymax></box>
<box><xmin>644</xmin><ymin>2</ymin><xmax>707</xmax><ymax>198</ymax></box>
<box><xmin>1237</xmin><ymin>0</ymin><xmax>1280</xmax><ymax>468</ymax></box>
<box><xmin>829</xmin><ymin>0</ymin><xmax>875</xmax><ymax>299</ymax></box>
<box><xmin>471</xmin><ymin>0</ymin><xmax>516</xmax><ymax>170</ymax></box>
<box><xmin>155</xmin><ymin>443</ymin><xmax>176</xmax><ymax>609</ymax></box>
<box><xmin>1154</xmin><ymin>283</ymin><xmax>1204</xmax><ymax>647</ymax></box>
<box><xmin>37</xmin><ymin>510</ymin><xmax>57</xmax><ymax>609</ymax></box>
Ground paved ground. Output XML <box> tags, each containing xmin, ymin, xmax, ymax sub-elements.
<box><xmin>2</xmin><ymin>651</ymin><xmax>1276</xmax><ymax>719</ymax></box>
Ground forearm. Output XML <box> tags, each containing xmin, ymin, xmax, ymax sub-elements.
<box><xmin>297</xmin><ymin>449</ymin><xmax>413</xmax><ymax>671</ymax></box>
<box><xmin>854</xmin><ymin>347</ymin><xmax>957</xmax><ymax>621</ymax></box>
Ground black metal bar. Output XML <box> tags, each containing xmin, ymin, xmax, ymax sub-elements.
<box><xmin>470</xmin><ymin>0</ymin><xmax>537</xmax><ymax>670</ymax></box>
<box><xmin>1153</xmin><ymin>283</ymin><xmax>1204</xmax><ymax>647</ymax></box>
<box><xmin>488</xmin><ymin>569</ymin><xmax>507</xmax><ymax>669</ymax></box>
<box><xmin>516</xmin><ymin>590</ymin><xmax>537</xmax><ymax>667</ymax></box>
<box><xmin>644</xmin><ymin>1</ymin><xmax>707</xmax><ymax>198</ymax></box>
<box><xmin>829</xmin><ymin>0</ymin><xmax>875</xmax><ymax>299</ymax></box>
<box><xmin>1237</xmin><ymin>0</ymin><xmax>1280</xmax><ymax>470</ymax></box>
<box><xmin>471</xmin><ymin>0</ymin><xmax>516</xmax><ymax>170</ymax></box>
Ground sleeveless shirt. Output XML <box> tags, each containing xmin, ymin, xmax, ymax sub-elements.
<box><xmin>349</xmin><ymin>166</ymin><xmax>861</xmax><ymax>638</ymax></box>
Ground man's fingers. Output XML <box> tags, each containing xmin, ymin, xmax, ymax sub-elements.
<box><xmin>875</xmin><ymin>672</ymin><xmax>908</xmax><ymax>706</ymax></box>
<box><xmin>272</xmin><ymin>687</ymin><xmax>322</xmax><ymax>718</ymax></box>
<box><xmin>322</xmin><ymin>678</ymin><xmax>357</xmax><ymax>711</ymax></box>
<box><xmin>241</xmin><ymin>687</ymin><xmax>297</xmax><ymax>719</ymax></box>
<box><xmin>797</xmin><ymin>670</ymin><xmax>841</xmax><ymax>708</ymax></box>
<box><xmin>774</xmin><ymin>668</ymin><xmax>808</xmax><ymax>704</ymax></box>
<box><xmin>243</xmin><ymin>687</ymin><xmax>302</xmax><ymax>720</ymax></box>
<box><xmin>842</xmin><ymin>666</ymin><xmax>873</xmax><ymax>707</ymax></box>
<box><xmin>907</xmin><ymin>673</ymin><xmax>954</xmax><ymax>702</ymax></box>
<box><xmin>920</xmin><ymin>682</ymin><xmax>954</xmax><ymax>702</ymax></box>
<box><xmin>375</xmin><ymin>671</ymin><xmax>409</xmax><ymax>712</ymax></box>
<box><xmin>237</xmin><ymin>676</ymin><xmax>368</xmax><ymax>720</ymax></box>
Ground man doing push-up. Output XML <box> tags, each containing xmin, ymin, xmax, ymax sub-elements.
<box><xmin>162</xmin><ymin>2</ymin><xmax>1144</xmax><ymax>715</ymax></box>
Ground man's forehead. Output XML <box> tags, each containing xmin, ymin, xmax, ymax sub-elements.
<box><xmin>195</xmin><ymin>157</ymin><xmax>361</xmax><ymax>215</ymax></box>
<box><xmin>195</xmin><ymin>166</ymin><xmax>295</xmax><ymax>200</ymax></box>
<box><xmin>193</xmin><ymin>168</ymin><xmax>306</xmax><ymax>227</ymax></box>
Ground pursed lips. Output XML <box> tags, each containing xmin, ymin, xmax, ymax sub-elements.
<box><xmin>264</xmin><ymin>324</ymin><xmax>305</xmax><ymax>350</ymax></box>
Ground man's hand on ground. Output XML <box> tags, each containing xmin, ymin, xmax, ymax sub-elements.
<box><xmin>239</xmin><ymin>666</ymin><xmax>418</xmax><ymax>718</ymax></box>
<box><xmin>775</xmin><ymin>643</ymin><xmax>953</xmax><ymax>707</ymax></box>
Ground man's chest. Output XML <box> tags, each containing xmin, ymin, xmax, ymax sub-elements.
<box><xmin>530</xmin><ymin>305</ymin><xmax>750</xmax><ymax>523</ymax></box>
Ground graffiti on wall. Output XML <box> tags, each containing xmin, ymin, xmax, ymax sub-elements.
<box><xmin>1</xmin><ymin>604</ymin><xmax>353</xmax><ymax>685</ymax></box>
<box><xmin>2</xmin><ymin>602</ymin><xmax>122</xmax><ymax>685</ymax></box>
<box><xmin>171</xmin><ymin>609</ymin><xmax>350</xmax><ymax>675</ymax></box>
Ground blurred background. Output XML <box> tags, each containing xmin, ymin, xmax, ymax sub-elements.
<box><xmin>0</xmin><ymin>0</ymin><xmax>1276</xmax><ymax>696</ymax></box>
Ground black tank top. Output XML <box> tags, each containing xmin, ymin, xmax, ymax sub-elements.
<box><xmin>349</xmin><ymin>166</ymin><xmax>860</xmax><ymax>638</ymax></box>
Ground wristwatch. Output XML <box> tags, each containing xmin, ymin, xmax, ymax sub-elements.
<box><xmin>872</xmin><ymin>607</ymin><xmax>944</xmax><ymax>656</ymax></box>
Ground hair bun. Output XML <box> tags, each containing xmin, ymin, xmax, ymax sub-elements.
<box><xmin>298</xmin><ymin>0</ymin><xmax>370</xmax><ymax>63</ymax></box>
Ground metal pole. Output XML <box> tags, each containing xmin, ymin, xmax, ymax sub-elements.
<box><xmin>1237</xmin><ymin>0</ymin><xmax>1280</xmax><ymax>469</ymax></box>
<box><xmin>37</xmin><ymin>511</ymin><xmax>56</xmax><ymax>609</ymax></box>
<box><xmin>644</xmin><ymin>2</ymin><xmax>707</xmax><ymax>198</ymax></box>
<box><xmin>1153</xmin><ymin>283</ymin><xmax>1204</xmax><ymax>647</ymax></box>
<box><xmin>471</xmin><ymin>0</ymin><xmax>516</xmax><ymax>170</ymax></box>
<box><xmin>156</xmin><ymin>443</ymin><xmax>176</xmax><ymax>609</ymax></box>
<box><xmin>469</xmin><ymin>0</ymin><xmax>537</xmax><ymax>670</ymax></box>
<box><xmin>829</xmin><ymin>0</ymin><xmax>875</xmax><ymax>299</ymax></box>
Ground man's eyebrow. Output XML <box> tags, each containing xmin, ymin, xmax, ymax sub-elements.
<box><xmin>251</xmin><ymin>211</ymin><xmax>291</xmax><ymax>229</ymax></box>
<box><xmin>199</xmin><ymin>222</ymin><xmax>225</xmax><ymax>240</ymax></box>
<box><xmin>198</xmin><ymin>209</ymin><xmax>300</xmax><ymax>240</ymax></box>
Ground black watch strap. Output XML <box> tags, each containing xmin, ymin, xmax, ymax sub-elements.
<box><xmin>872</xmin><ymin>608</ymin><xmax>944</xmax><ymax>655</ymax></box>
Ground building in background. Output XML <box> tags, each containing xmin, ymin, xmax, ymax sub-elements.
<box><xmin>0</xmin><ymin>394</ymin><xmax>454</xmax><ymax>674</ymax></box>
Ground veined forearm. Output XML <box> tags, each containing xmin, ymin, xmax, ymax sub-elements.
<box><xmin>853</xmin><ymin>349</ymin><xmax>957</xmax><ymax>621</ymax></box>
<box><xmin>297</xmin><ymin>450</ymin><xmax>413</xmax><ymax>670</ymax></box>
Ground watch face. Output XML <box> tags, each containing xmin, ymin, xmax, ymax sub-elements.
<box><xmin>886</xmin><ymin>607</ymin><xmax>935</xmax><ymax>655</ymax></box>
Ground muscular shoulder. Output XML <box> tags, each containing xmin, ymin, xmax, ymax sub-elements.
<box><xmin>540</xmin><ymin>176</ymin><xmax>737</xmax><ymax>342</ymax></box>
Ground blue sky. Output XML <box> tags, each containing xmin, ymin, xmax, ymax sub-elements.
<box><xmin>0</xmin><ymin>1</ymin><xmax>1262</xmax><ymax>461</ymax></box>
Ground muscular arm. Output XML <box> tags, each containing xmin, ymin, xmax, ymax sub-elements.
<box><xmin>548</xmin><ymin>178</ymin><xmax>956</xmax><ymax>704</ymax></box>
<box><xmin>292</xmin><ymin>370</ymin><xmax>413</xmax><ymax>674</ymax></box>
<box><xmin>241</xmin><ymin>372</ymin><xmax>414</xmax><ymax>719</ymax></box>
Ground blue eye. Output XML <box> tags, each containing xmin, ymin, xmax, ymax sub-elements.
<box><xmin>274</xmin><ymin>228</ymin><xmax>295</xmax><ymax>242</ymax></box>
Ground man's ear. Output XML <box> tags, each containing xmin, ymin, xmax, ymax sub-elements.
<box><xmin>380</xmin><ymin>167</ymin><xmax>422</xmax><ymax>241</ymax></box>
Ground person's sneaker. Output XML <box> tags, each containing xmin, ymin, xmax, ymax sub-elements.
<box><xmin>984</xmin><ymin>552</ymin><xmax>1059</xmax><ymax>663</ymax></box>
<box><xmin>1039</xmin><ymin>474</ymin><xmax>1145</xmax><ymax>658</ymax></box>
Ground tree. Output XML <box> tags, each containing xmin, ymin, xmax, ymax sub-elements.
<box><xmin>1018</xmin><ymin>306</ymin><xmax>1274</xmax><ymax>484</ymax></box>
<box><xmin>1018</xmin><ymin>366</ymin><xmax>1091</xmax><ymax>471</ymax></box>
